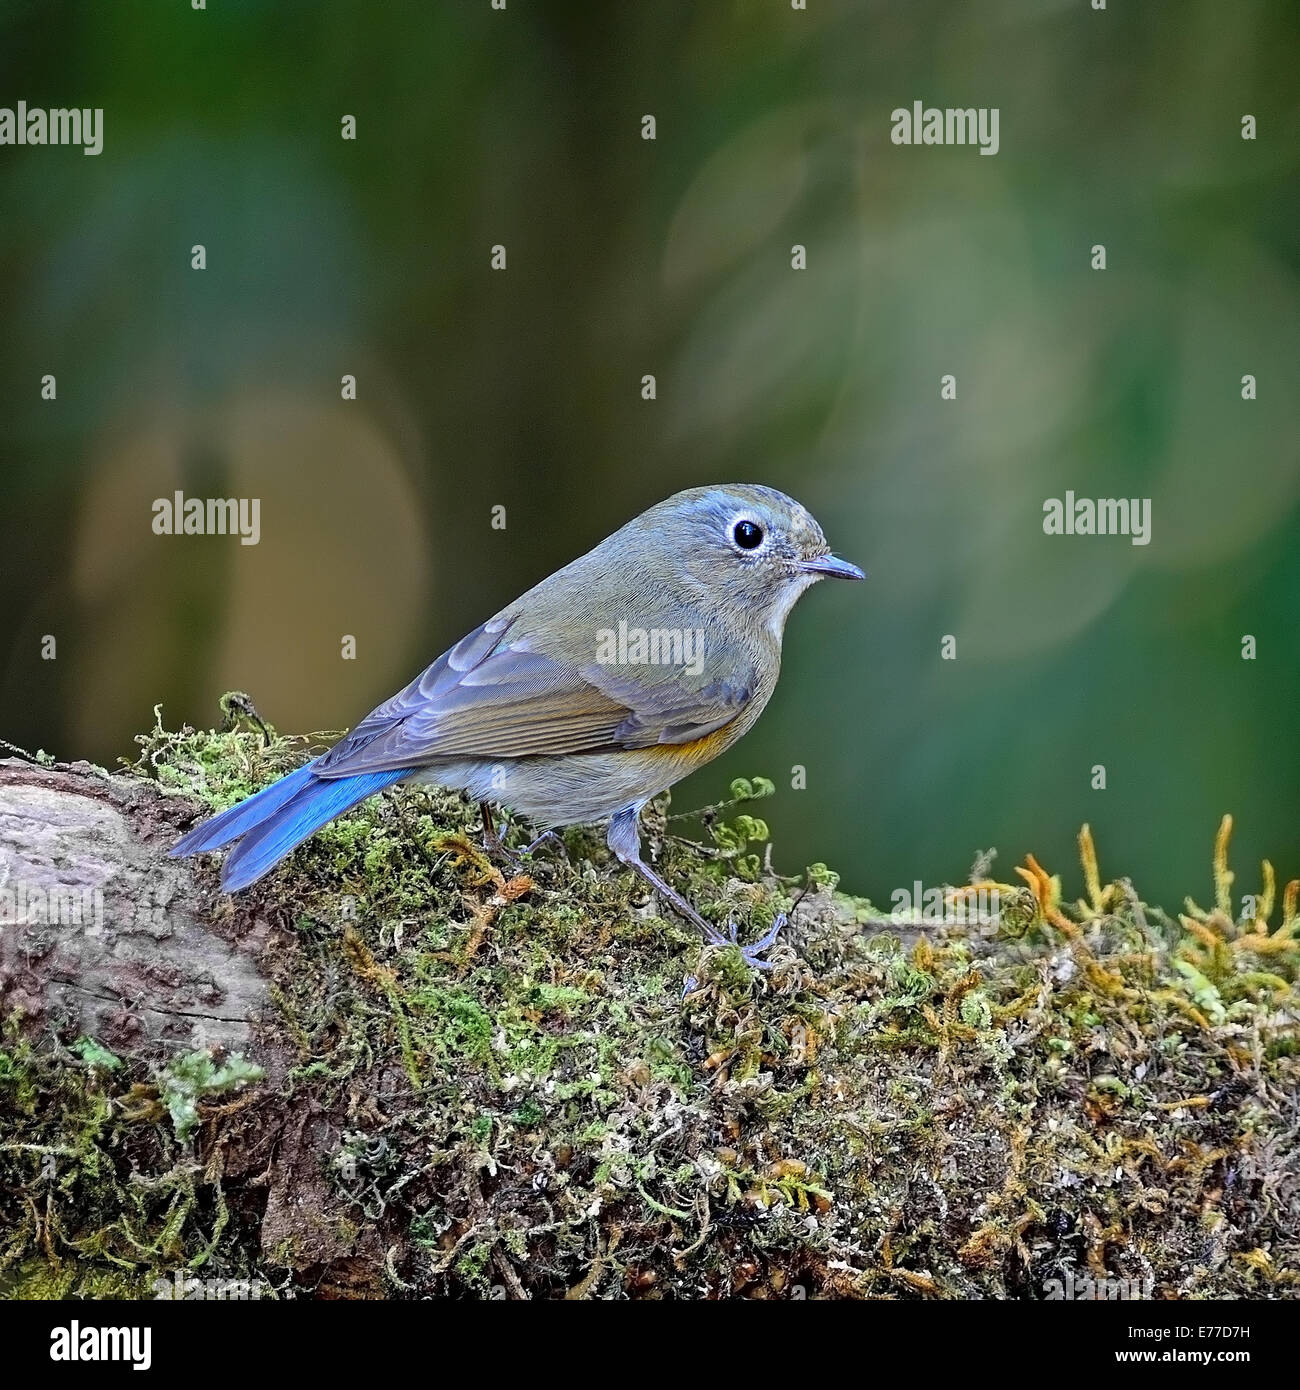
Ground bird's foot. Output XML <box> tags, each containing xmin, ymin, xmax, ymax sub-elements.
<box><xmin>480</xmin><ymin>826</ymin><xmax>523</xmax><ymax>873</ymax></box>
<box><xmin>521</xmin><ymin>829</ymin><xmax>568</xmax><ymax>861</ymax></box>
<box><xmin>480</xmin><ymin>802</ymin><xmax>505</xmax><ymax>849</ymax></box>
<box><xmin>701</xmin><ymin>913</ymin><xmax>788</xmax><ymax>971</ymax></box>
<box><xmin>480</xmin><ymin>802</ymin><xmax>548</xmax><ymax>872</ymax></box>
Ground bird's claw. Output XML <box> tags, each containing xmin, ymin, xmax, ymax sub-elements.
<box><xmin>702</xmin><ymin>913</ymin><xmax>788</xmax><ymax>971</ymax></box>
<box><xmin>521</xmin><ymin>829</ymin><xmax>568</xmax><ymax>861</ymax></box>
<box><xmin>480</xmin><ymin>816</ymin><xmax>565</xmax><ymax>872</ymax></box>
<box><xmin>481</xmin><ymin>834</ymin><xmax>524</xmax><ymax>873</ymax></box>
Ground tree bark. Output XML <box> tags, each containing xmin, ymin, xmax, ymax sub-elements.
<box><xmin>0</xmin><ymin>756</ymin><xmax>270</xmax><ymax>1063</ymax></box>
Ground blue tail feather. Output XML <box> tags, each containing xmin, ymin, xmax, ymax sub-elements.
<box><xmin>219</xmin><ymin>769</ymin><xmax>406</xmax><ymax>891</ymax></box>
<box><xmin>170</xmin><ymin>761</ymin><xmax>409</xmax><ymax>892</ymax></box>
<box><xmin>169</xmin><ymin>761</ymin><xmax>322</xmax><ymax>857</ymax></box>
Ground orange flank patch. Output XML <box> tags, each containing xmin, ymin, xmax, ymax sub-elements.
<box><xmin>638</xmin><ymin>720</ymin><xmax>744</xmax><ymax>774</ymax></box>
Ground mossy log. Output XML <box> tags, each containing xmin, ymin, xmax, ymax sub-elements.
<box><xmin>0</xmin><ymin>708</ymin><xmax>1297</xmax><ymax>1300</ymax></box>
<box><xmin>0</xmin><ymin>757</ymin><xmax>270</xmax><ymax>1058</ymax></box>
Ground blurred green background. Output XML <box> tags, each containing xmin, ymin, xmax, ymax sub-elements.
<box><xmin>2</xmin><ymin>0</ymin><xmax>1297</xmax><ymax>907</ymax></box>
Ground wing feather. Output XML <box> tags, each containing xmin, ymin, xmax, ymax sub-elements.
<box><xmin>313</xmin><ymin>614</ymin><xmax>754</xmax><ymax>778</ymax></box>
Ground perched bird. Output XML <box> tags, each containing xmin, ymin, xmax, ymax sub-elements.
<box><xmin>170</xmin><ymin>484</ymin><xmax>864</xmax><ymax>964</ymax></box>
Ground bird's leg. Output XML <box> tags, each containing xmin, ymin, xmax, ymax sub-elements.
<box><xmin>480</xmin><ymin>802</ymin><xmax>522</xmax><ymax>869</ymax></box>
<box><xmin>606</xmin><ymin>806</ymin><xmax>722</xmax><ymax>938</ymax></box>
<box><xmin>479</xmin><ymin>801</ymin><xmax>503</xmax><ymax>852</ymax></box>
<box><xmin>606</xmin><ymin>807</ymin><xmax>785</xmax><ymax>969</ymax></box>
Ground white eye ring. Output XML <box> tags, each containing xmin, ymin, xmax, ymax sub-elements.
<box><xmin>730</xmin><ymin>516</ymin><xmax>766</xmax><ymax>551</ymax></box>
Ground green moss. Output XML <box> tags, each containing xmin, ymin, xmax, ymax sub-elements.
<box><xmin>158</xmin><ymin>1051</ymin><xmax>264</xmax><ymax>1142</ymax></box>
<box><xmin>2</xmin><ymin>710</ymin><xmax>1298</xmax><ymax>1298</ymax></box>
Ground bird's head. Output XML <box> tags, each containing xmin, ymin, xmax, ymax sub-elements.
<box><xmin>635</xmin><ymin>483</ymin><xmax>864</xmax><ymax>634</ymax></box>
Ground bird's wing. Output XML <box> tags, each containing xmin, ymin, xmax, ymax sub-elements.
<box><xmin>312</xmin><ymin>614</ymin><xmax>755</xmax><ymax>778</ymax></box>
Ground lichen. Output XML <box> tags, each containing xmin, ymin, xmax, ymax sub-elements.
<box><xmin>1</xmin><ymin>700</ymin><xmax>1297</xmax><ymax>1299</ymax></box>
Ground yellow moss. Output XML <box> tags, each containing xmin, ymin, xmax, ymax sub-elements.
<box><xmin>1214</xmin><ymin>814</ymin><xmax>1235</xmax><ymax>917</ymax></box>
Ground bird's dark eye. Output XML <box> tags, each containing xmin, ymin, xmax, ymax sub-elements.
<box><xmin>733</xmin><ymin>519</ymin><xmax>764</xmax><ymax>550</ymax></box>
